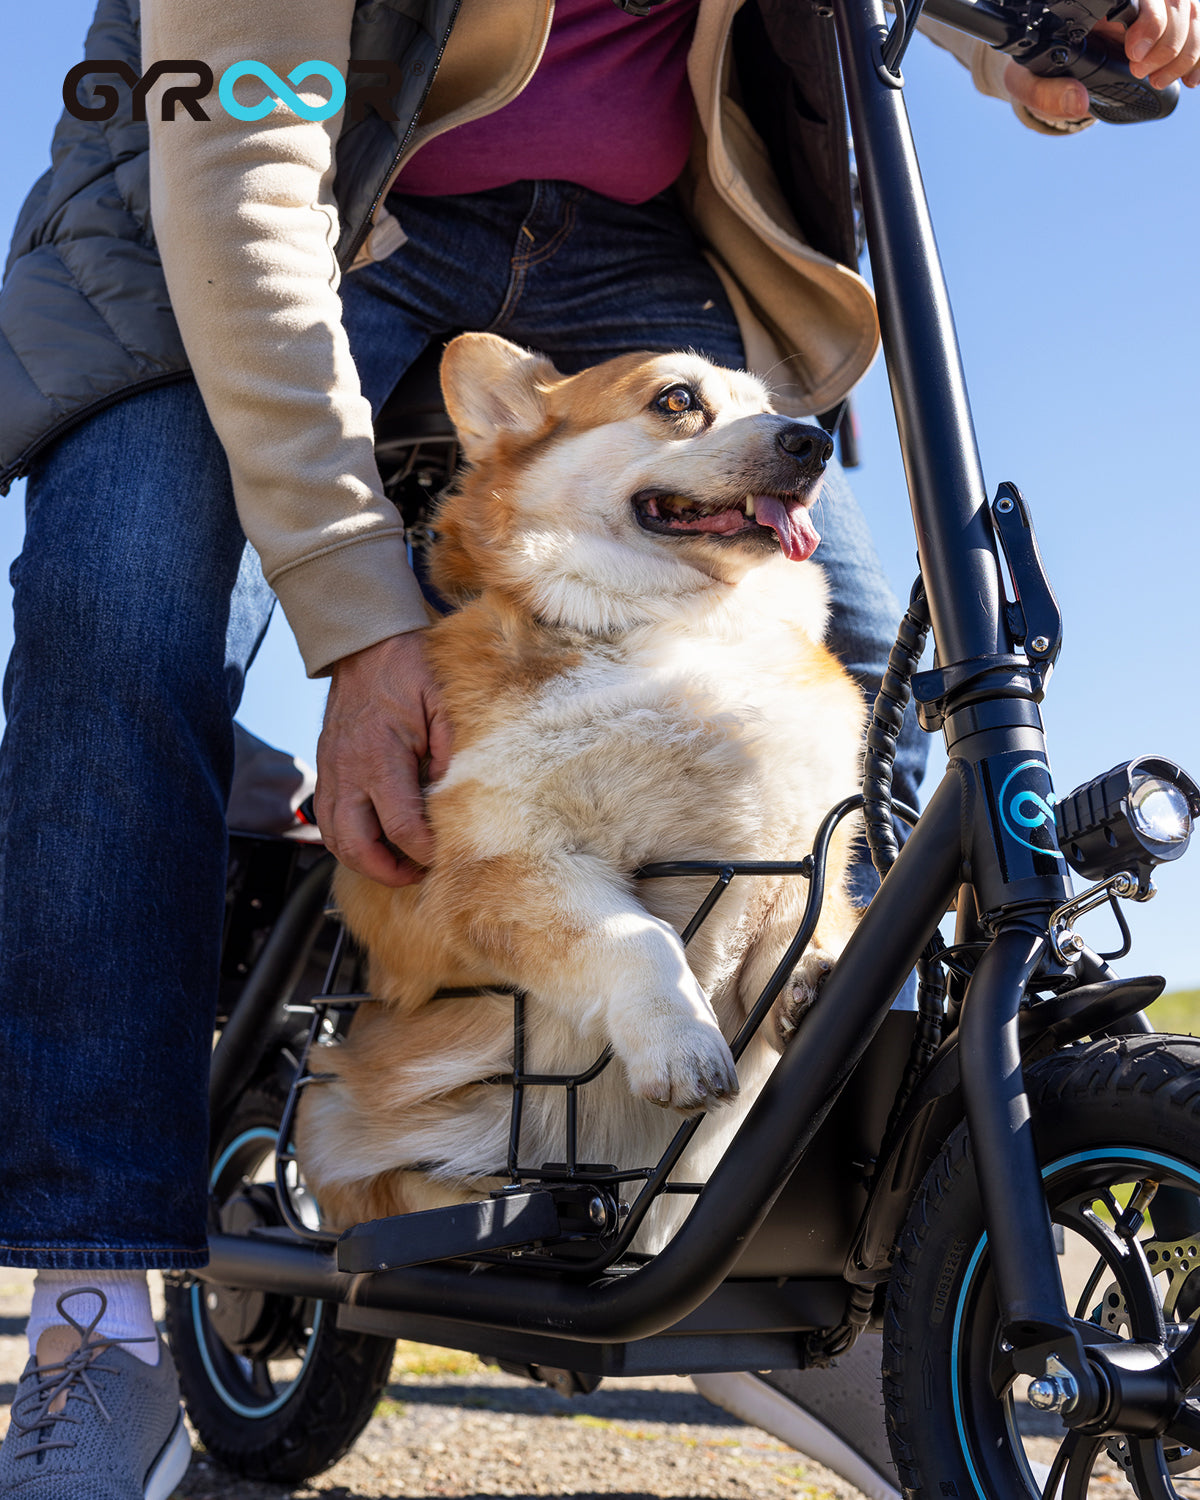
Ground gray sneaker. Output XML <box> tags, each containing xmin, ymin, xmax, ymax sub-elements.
<box><xmin>0</xmin><ymin>1289</ymin><xmax>192</xmax><ymax>1500</ymax></box>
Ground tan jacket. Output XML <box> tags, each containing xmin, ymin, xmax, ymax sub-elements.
<box><xmin>144</xmin><ymin>0</ymin><xmax>1042</xmax><ymax>676</ymax></box>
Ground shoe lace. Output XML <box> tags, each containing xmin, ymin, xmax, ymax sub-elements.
<box><xmin>8</xmin><ymin>1288</ymin><xmax>156</xmax><ymax>1460</ymax></box>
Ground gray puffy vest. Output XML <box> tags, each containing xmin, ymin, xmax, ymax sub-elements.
<box><xmin>0</xmin><ymin>0</ymin><xmax>853</xmax><ymax>494</ymax></box>
<box><xmin>0</xmin><ymin>0</ymin><xmax>459</xmax><ymax>493</ymax></box>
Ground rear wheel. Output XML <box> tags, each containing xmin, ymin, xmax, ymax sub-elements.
<box><xmin>163</xmin><ymin>1078</ymin><xmax>395</xmax><ymax>1481</ymax></box>
<box><xmin>885</xmin><ymin>1033</ymin><xmax>1200</xmax><ymax>1498</ymax></box>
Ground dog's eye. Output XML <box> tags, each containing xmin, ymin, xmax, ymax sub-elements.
<box><xmin>656</xmin><ymin>386</ymin><xmax>698</xmax><ymax>416</ymax></box>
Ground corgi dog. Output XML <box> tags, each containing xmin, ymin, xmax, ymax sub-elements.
<box><xmin>296</xmin><ymin>334</ymin><xmax>866</xmax><ymax>1248</ymax></box>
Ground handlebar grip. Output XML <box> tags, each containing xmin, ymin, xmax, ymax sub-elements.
<box><xmin>1074</xmin><ymin>35</ymin><xmax>1180</xmax><ymax>121</ymax></box>
<box><xmin>1030</xmin><ymin>29</ymin><xmax>1180</xmax><ymax>122</ymax></box>
<box><xmin>1088</xmin><ymin>76</ymin><xmax>1179</xmax><ymax>123</ymax></box>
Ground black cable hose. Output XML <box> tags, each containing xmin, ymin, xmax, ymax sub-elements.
<box><xmin>863</xmin><ymin>580</ymin><xmax>950</xmax><ymax>1151</ymax></box>
<box><xmin>862</xmin><ymin>577</ymin><xmax>930</xmax><ymax>880</ymax></box>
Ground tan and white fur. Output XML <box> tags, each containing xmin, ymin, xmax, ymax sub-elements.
<box><xmin>297</xmin><ymin>334</ymin><xmax>867</xmax><ymax>1247</ymax></box>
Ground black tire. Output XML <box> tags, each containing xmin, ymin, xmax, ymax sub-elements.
<box><xmin>884</xmin><ymin>1033</ymin><xmax>1200</xmax><ymax>1498</ymax></box>
<box><xmin>163</xmin><ymin>1077</ymin><xmax>395</xmax><ymax>1482</ymax></box>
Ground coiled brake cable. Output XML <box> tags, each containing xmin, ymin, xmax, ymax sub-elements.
<box><xmin>863</xmin><ymin>580</ymin><xmax>949</xmax><ymax>1141</ymax></box>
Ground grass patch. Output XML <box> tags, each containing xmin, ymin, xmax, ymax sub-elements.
<box><xmin>373</xmin><ymin>1397</ymin><xmax>409</xmax><ymax>1418</ymax></box>
<box><xmin>1148</xmin><ymin>989</ymin><xmax>1200</xmax><ymax>1036</ymax></box>
<box><xmin>389</xmin><ymin>1341</ymin><xmax>483</xmax><ymax>1378</ymax></box>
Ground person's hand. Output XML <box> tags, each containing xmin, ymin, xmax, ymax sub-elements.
<box><xmin>315</xmin><ymin>631</ymin><xmax>453</xmax><ymax>887</ymax></box>
<box><xmin>1004</xmin><ymin>0</ymin><xmax>1200</xmax><ymax>121</ymax></box>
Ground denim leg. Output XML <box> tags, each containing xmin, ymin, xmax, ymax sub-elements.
<box><xmin>495</xmin><ymin>183</ymin><xmax>747</xmax><ymax>372</ymax></box>
<box><xmin>340</xmin><ymin>182</ymin><xmax>748</xmax><ymax>412</ymax></box>
<box><xmin>0</xmin><ymin>381</ymin><xmax>275</xmax><ymax>1268</ymax></box>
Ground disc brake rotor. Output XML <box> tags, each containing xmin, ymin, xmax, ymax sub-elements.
<box><xmin>1093</xmin><ymin>1240</ymin><xmax>1200</xmax><ymax>1477</ymax></box>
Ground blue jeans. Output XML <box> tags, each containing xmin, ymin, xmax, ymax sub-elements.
<box><xmin>0</xmin><ymin>180</ymin><xmax>925</xmax><ymax>1266</ymax></box>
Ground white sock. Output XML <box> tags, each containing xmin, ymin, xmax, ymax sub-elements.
<box><xmin>28</xmin><ymin>1270</ymin><xmax>160</xmax><ymax>1366</ymax></box>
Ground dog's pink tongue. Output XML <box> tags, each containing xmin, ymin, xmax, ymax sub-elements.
<box><xmin>754</xmin><ymin>495</ymin><xmax>820</xmax><ymax>562</ymax></box>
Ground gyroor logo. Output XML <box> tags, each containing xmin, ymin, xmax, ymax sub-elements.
<box><xmin>998</xmin><ymin>758</ymin><xmax>1065</xmax><ymax>861</ymax></box>
<box><xmin>62</xmin><ymin>59</ymin><xmax>404</xmax><ymax>123</ymax></box>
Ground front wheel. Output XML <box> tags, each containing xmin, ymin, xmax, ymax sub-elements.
<box><xmin>884</xmin><ymin>1033</ymin><xmax>1200</xmax><ymax>1498</ymax></box>
<box><xmin>163</xmin><ymin>1078</ymin><xmax>395</xmax><ymax>1481</ymax></box>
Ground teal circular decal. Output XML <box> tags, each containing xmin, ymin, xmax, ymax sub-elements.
<box><xmin>998</xmin><ymin>758</ymin><xmax>1064</xmax><ymax>860</ymax></box>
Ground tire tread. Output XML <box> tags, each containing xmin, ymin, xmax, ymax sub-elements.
<box><xmin>884</xmin><ymin>1033</ymin><xmax>1200</xmax><ymax>1497</ymax></box>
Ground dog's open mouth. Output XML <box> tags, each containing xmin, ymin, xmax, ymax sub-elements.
<box><xmin>632</xmin><ymin>489</ymin><xmax>820</xmax><ymax>563</ymax></box>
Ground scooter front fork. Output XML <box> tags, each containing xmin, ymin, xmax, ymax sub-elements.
<box><xmin>960</xmin><ymin>920</ymin><xmax>1200</xmax><ymax>1441</ymax></box>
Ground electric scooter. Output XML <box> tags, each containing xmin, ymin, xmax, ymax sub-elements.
<box><xmin>164</xmin><ymin>0</ymin><xmax>1200</xmax><ymax>1492</ymax></box>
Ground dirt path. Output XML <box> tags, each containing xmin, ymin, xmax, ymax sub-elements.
<box><xmin>0</xmin><ymin>1270</ymin><xmax>869</xmax><ymax>1500</ymax></box>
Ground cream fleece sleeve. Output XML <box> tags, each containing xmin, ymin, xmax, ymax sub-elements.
<box><xmin>143</xmin><ymin>0</ymin><xmax>430</xmax><ymax>676</ymax></box>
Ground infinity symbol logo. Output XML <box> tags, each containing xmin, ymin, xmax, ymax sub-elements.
<box><xmin>999</xmin><ymin>759</ymin><xmax>1065</xmax><ymax>860</ymax></box>
<box><xmin>218</xmin><ymin>59</ymin><xmax>347</xmax><ymax>122</ymax></box>
<box><xmin>1009</xmin><ymin>788</ymin><xmax>1056</xmax><ymax>829</ymax></box>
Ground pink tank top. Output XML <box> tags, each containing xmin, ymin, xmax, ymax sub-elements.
<box><xmin>393</xmin><ymin>0</ymin><xmax>702</xmax><ymax>205</ymax></box>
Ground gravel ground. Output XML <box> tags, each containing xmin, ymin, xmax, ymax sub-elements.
<box><xmin>0</xmin><ymin>1270</ymin><xmax>871</xmax><ymax>1500</ymax></box>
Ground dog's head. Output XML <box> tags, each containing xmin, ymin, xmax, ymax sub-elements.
<box><xmin>431</xmin><ymin>333</ymin><xmax>834</xmax><ymax>632</ymax></box>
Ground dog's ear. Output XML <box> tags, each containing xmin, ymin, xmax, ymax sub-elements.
<box><xmin>440</xmin><ymin>333</ymin><xmax>559</xmax><ymax>461</ymax></box>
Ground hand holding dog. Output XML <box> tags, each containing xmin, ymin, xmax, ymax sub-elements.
<box><xmin>1005</xmin><ymin>0</ymin><xmax>1200</xmax><ymax>120</ymax></box>
<box><xmin>316</xmin><ymin>631</ymin><xmax>453</xmax><ymax>886</ymax></box>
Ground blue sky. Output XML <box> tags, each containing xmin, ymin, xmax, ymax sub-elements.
<box><xmin>2</xmin><ymin>6</ymin><xmax>1197</xmax><ymax>988</ymax></box>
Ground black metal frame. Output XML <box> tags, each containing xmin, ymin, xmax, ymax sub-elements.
<box><xmin>268</xmin><ymin>790</ymin><xmax>914</xmax><ymax>1285</ymax></box>
<box><xmin>200</xmin><ymin>0</ymin><xmax>1197</xmax><ymax>1446</ymax></box>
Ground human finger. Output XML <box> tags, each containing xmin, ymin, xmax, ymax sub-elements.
<box><xmin>1124</xmin><ymin>0</ymin><xmax>1180</xmax><ymax>77</ymax></box>
<box><xmin>314</xmin><ymin>630</ymin><xmax>446</xmax><ymax>882</ymax></box>
<box><xmin>1145</xmin><ymin>0</ymin><xmax>1200</xmax><ymax>86</ymax></box>
<box><xmin>1004</xmin><ymin>59</ymin><xmax>1091</xmax><ymax>119</ymax></box>
<box><xmin>314</xmin><ymin>773</ymin><xmax>425</xmax><ymax>885</ymax></box>
<box><xmin>367</xmin><ymin>755</ymin><xmax>437</xmax><ymax>871</ymax></box>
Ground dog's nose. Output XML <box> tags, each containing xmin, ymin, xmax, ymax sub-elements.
<box><xmin>776</xmin><ymin>421</ymin><xmax>834</xmax><ymax>478</ymax></box>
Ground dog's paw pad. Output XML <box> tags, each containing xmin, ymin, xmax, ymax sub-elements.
<box><xmin>774</xmin><ymin>952</ymin><xmax>835</xmax><ymax>1045</ymax></box>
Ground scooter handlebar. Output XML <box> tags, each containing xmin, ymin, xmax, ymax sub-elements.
<box><xmin>1024</xmin><ymin>23</ymin><xmax>1180</xmax><ymax>122</ymax></box>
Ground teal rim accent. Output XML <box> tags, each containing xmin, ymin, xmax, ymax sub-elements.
<box><xmin>190</xmin><ymin>1283</ymin><xmax>324</xmax><ymax>1419</ymax></box>
<box><xmin>195</xmin><ymin>1125</ymin><xmax>324</xmax><ymax>1419</ymax></box>
<box><xmin>949</xmin><ymin>1146</ymin><xmax>1200</xmax><ymax>1496</ymax></box>
<box><xmin>210</xmin><ymin>1125</ymin><xmax>278</xmax><ymax>1189</ymax></box>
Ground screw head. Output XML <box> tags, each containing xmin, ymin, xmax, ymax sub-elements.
<box><xmin>1028</xmin><ymin>1371</ymin><xmax>1079</xmax><ymax>1413</ymax></box>
<box><xmin>996</xmin><ymin>496</ymin><xmax>1015</xmax><ymax>514</ymax></box>
<box><xmin>1030</xmin><ymin>635</ymin><xmax>1051</xmax><ymax>654</ymax></box>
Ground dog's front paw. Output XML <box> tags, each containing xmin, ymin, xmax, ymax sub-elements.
<box><xmin>773</xmin><ymin>948</ymin><xmax>836</xmax><ymax>1047</ymax></box>
<box><xmin>621</xmin><ymin>1012</ymin><xmax>739</xmax><ymax>1115</ymax></box>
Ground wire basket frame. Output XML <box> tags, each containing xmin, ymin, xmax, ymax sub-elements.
<box><xmin>274</xmin><ymin>794</ymin><xmax>885</xmax><ymax>1272</ymax></box>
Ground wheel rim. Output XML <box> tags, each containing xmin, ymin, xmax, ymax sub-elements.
<box><xmin>951</xmin><ymin>1148</ymin><xmax>1200</xmax><ymax>1499</ymax></box>
<box><xmin>190</xmin><ymin>1124</ymin><xmax>324</xmax><ymax>1419</ymax></box>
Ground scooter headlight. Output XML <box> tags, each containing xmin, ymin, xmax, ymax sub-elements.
<box><xmin>1127</xmin><ymin>774</ymin><xmax>1192</xmax><ymax>847</ymax></box>
<box><xmin>1055</xmin><ymin>756</ymin><xmax>1199</xmax><ymax>888</ymax></box>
